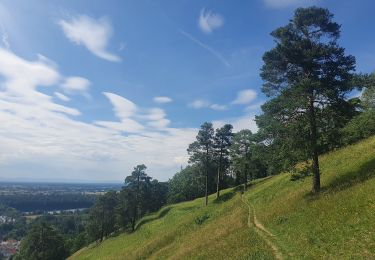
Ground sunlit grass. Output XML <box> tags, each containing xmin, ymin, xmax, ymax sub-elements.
<box><xmin>72</xmin><ymin>188</ymin><xmax>273</xmax><ymax>260</ymax></box>
<box><xmin>245</xmin><ymin>135</ymin><xmax>375</xmax><ymax>259</ymax></box>
<box><xmin>72</xmin><ymin>135</ymin><xmax>375</xmax><ymax>259</ymax></box>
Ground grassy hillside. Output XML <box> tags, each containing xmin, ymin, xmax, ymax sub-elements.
<box><xmin>72</xmin><ymin>136</ymin><xmax>375</xmax><ymax>259</ymax></box>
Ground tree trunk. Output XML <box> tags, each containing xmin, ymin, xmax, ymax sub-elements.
<box><xmin>308</xmin><ymin>95</ymin><xmax>321</xmax><ymax>193</ymax></box>
<box><xmin>244</xmin><ymin>165</ymin><xmax>248</xmax><ymax>191</ymax></box>
<box><xmin>131</xmin><ymin>214</ymin><xmax>136</xmax><ymax>232</ymax></box>
<box><xmin>216</xmin><ymin>154</ymin><xmax>222</xmax><ymax>199</ymax></box>
<box><xmin>216</xmin><ymin>167</ymin><xmax>220</xmax><ymax>199</ymax></box>
<box><xmin>205</xmin><ymin>166</ymin><xmax>208</xmax><ymax>206</ymax></box>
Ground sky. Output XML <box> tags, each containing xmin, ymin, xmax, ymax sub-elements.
<box><xmin>0</xmin><ymin>0</ymin><xmax>374</xmax><ymax>183</ymax></box>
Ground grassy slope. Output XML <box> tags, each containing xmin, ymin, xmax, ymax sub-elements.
<box><xmin>72</xmin><ymin>136</ymin><xmax>375</xmax><ymax>259</ymax></box>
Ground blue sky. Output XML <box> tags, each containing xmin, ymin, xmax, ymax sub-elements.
<box><xmin>0</xmin><ymin>0</ymin><xmax>374</xmax><ymax>182</ymax></box>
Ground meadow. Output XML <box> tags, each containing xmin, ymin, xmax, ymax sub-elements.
<box><xmin>72</xmin><ymin>135</ymin><xmax>375</xmax><ymax>259</ymax></box>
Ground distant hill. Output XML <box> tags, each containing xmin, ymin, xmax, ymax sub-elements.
<box><xmin>71</xmin><ymin>136</ymin><xmax>375</xmax><ymax>259</ymax></box>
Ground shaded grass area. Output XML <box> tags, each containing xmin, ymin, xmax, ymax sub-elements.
<box><xmin>72</xmin><ymin>135</ymin><xmax>375</xmax><ymax>259</ymax></box>
<box><xmin>135</xmin><ymin>207</ymin><xmax>171</xmax><ymax>230</ymax></box>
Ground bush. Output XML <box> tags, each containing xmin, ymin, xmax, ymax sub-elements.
<box><xmin>290</xmin><ymin>162</ymin><xmax>311</xmax><ymax>181</ymax></box>
<box><xmin>194</xmin><ymin>213</ymin><xmax>210</xmax><ymax>225</ymax></box>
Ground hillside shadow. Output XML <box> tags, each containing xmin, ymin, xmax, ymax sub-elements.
<box><xmin>213</xmin><ymin>190</ymin><xmax>236</xmax><ymax>203</ymax></box>
<box><xmin>178</xmin><ymin>206</ymin><xmax>196</xmax><ymax>211</ymax></box>
<box><xmin>135</xmin><ymin>207</ymin><xmax>171</xmax><ymax>230</ymax></box>
<box><xmin>305</xmin><ymin>157</ymin><xmax>375</xmax><ymax>199</ymax></box>
<box><xmin>323</xmin><ymin>157</ymin><xmax>375</xmax><ymax>192</ymax></box>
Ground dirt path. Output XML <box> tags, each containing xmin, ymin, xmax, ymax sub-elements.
<box><xmin>241</xmin><ymin>195</ymin><xmax>283</xmax><ymax>260</ymax></box>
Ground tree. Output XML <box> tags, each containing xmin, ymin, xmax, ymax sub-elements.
<box><xmin>16</xmin><ymin>222</ymin><xmax>68</xmax><ymax>260</ymax></box>
<box><xmin>214</xmin><ymin>124</ymin><xmax>233</xmax><ymax>198</ymax></box>
<box><xmin>360</xmin><ymin>73</ymin><xmax>375</xmax><ymax>109</ymax></box>
<box><xmin>116</xmin><ymin>188</ymin><xmax>136</xmax><ymax>231</ymax></box>
<box><xmin>188</xmin><ymin>122</ymin><xmax>215</xmax><ymax>205</ymax></box>
<box><xmin>260</xmin><ymin>7</ymin><xmax>356</xmax><ymax>193</ymax></box>
<box><xmin>230</xmin><ymin>130</ymin><xmax>255</xmax><ymax>190</ymax></box>
<box><xmin>124</xmin><ymin>164</ymin><xmax>152</xmax><ymax>231</ymax></box>
<box><xmin>86</xmin><ymin>191</ymin><xmax>118</xmax><ymax>242</ymax></box>
<box><xmin>167</xmin><ymin>165</ymin><xmax>205</xmax><ymax>203</ymax></box>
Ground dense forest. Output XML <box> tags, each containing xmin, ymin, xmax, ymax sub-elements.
<box><xmin>0</xmin><ymin>194</ymin><xmax>96</xmax><ymax>212</ymax></box>
<box><xmin>9</xmin><ymin>6</ymin><xmax>375</xmax><ymax>260</ymax></box>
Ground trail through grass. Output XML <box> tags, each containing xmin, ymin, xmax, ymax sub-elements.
<box><xmin>241</xmin><ymin>195</ymin><xmax>283</xmax><ymax>260</ymax></box>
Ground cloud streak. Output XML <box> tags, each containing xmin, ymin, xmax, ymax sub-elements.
<box><xmin>179</xmin><ymin>29</ymin><xmax>230</xmax><ymax>67</ymax></box>
<box><xmin>153</xmin><ymin>96</ymin><xmax>172</xmax><ymax>104</ymax></box>
<box><xmin>263</xmin><ymin>0</ymin><xmax>316</xmax><ymax>9</ymax></box>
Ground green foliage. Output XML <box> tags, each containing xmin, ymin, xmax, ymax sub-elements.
<box><xmin>230</xmin><ymin>130</ymin><xmax>267</xmax><ymax>186</ymax></box>
<box><xmin>194</xmin><ymin>213</ymin><xmax>210</xmax><ymax>225</ymax></box>
<box><xmin>16</xmin><ymin>222</ymin><xmax>68</xmax><ymax>260</ymax></box>
<box><xmin>188</xmin><ymin>122</ymin><xmax>215</xmax><ymax>205</ymax></box>
<box><xmin>0</xmin><ymin>204</ymin><xmax>27</xmax><ymax>241</ymax></box>
<box><xmin>213</xmin><ymin>124</ymin><xmax>233</xmax><ymax>197</ymax></box>
<box><xmin>358</xmin><ymin>73</ymin><xmax>375</xmax><ymax>109</ymax></box>
<box><xmin>167</xmin><ymin>164</ymin><xmax>205</xmax><ymax>203</ymax></box>
<box><xmin>86</xmin><ymin>191</ymin><xmax>118</xmax><ymax>242</ymax></box>
<box><xmin>341</xmin><ymin>110</ymin><xmax>375</xmax><ymax>145</ymax></box>
<box><xmin>290</xmin><ymin>162</ymin><xmax>312</xmax><ymax>181</ymax></box>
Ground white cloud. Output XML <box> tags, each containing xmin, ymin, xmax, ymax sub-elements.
<box><xmin>188</xmin><ymin>99</ymin><xmax>228</xmax><ymax>111</ymax></box>
<box><xmin>95</xmin><ymin>119</ymin><xmax>144</xmax><ymax>134</ymax></box>
<box><xmin>143</xmin><ymin>108</ymin><xmax>166</xmax><ymax>121</ymax></box>
<box><xmin>98</xmin><ymin>94</ymin><xmax>171</xmax><ymax>132</ymax></box>
<box><xmin>263</xmin><ymin>0</ymin><xmax>314</xmax><ymax>9</ymax></box>
<box><xmin>198</xmin><ymin>9</ymin><xmax>224</xmax><ymax>34</ymax></box>
<box><xmin>58</xmin><ymin>15</ymin><xmax>121</xmax><ymax>62</ymax></box>
<box><xmin>103</xmin><ymin>92</ymin><xmax>137</xmax><ymax>119</ymax></box>
<box><xmin>148</xmin><ymin>118</ymin><xmax>171</xmax><ymax>128</ymax></box>
<box><xmin>153</xmin><ymin>96</ymin><xmax>172</xmax><ymax>104</ymax></box>
<box><xmin>210</xmin><ymin>104</ymin><xmax>227</xmax><ymax>111</ymax></box>
<box><xmin>0</xmin><ymin>48</ymin><xmax>197</xmax><ymax>182</ymax></box>
<box><xmin>188</xmin><ymin>99</ymin><xmax>210</xmax><ymax>109</ymax></box>
<box><xmin>232</xmin><ymin>89</ymin><xmax>257</xmax><ymax>105</ymax></box>
<box><xmin>54</xmin><ymin>92</ymin><xmax>70</xmax><ymax>102</ymax></box>
<box><xmin>61</xmin><ymin>77</ymin><xmax>90</xmax><ymax>96</ymax></box>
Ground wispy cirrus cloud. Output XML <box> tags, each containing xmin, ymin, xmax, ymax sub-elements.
<box><xmin>153</xmin><ymin>96</ymin><xmax>172</xmax><ymax>104</ymax></box>
<box><xmin>179</xmin><ymin>29</ymin><xmax>230</xmax><ymax>67</ymax></box>
<box><xmin>188</xmin><ymin>99</ymin><xmax>227</xmax><ymax>111</ymax></box>
<box><xmin>263</xmin><ymin>0</ymin><xmax>316</xmax><ymax>9</ymax></box>
<box><xmin>58</xmin><ymin>15</ymin><xmax>121</xmax><ymax>62</ymax></box>
<box><xmin>198</xmin><ymin>9</ymin><xmax>224</xmax><ymax>34</ymax></box>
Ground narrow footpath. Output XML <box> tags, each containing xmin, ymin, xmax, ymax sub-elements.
<box><xmin>241</xmin><ymin>195</ymin><xmax>283</xmax><ymax>260</ymax></box>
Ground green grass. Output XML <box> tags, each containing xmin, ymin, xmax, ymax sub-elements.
<box><xmin>72</xmin><ymin>136</ymin><xmax>375</xmax><ymax>259</ymax></box>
